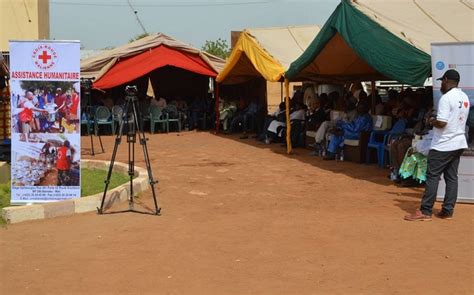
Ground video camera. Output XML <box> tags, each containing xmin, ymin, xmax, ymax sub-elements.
<box><xmin>80</xmin><ymin>77</ymin><xmax>95</xmax><ymax>96</ymax></box>
<box><xmin>125</xmin><ymin>85</ymin><xmax>138</xmax><ymax>96</ymax></box>
<box><xmin>80</xmin><ymin>77</ymin><xmax>95</xmax><ymax>88</ymax></box>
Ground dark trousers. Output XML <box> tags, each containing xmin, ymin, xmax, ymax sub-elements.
<box><xmin>230</xmin><ymin>112</ymin><xmax>255</xmax><ymax>133</ymax></box>
<box><xmin>420</xmin><ymin>149</ymin><xmax>464</xmax><ymax>216</ymax></box>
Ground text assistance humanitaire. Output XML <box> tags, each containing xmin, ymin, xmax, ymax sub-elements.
<box><xmin>11</xmin><ymin>71</ymin><xmax>80</xmax><ymax>80</ymax></box>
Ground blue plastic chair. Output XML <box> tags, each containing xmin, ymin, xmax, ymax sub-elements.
<box><xmin>366</xmin><ymin>130</ymin><xmax>389</xmax><ymax>168</ymax></box>
<box><xmin>81</xmin><ymin>106</ymin><xmax>95</xmax><ymax>135</ymax></box>
<box><xmin>367</xmin><ymin>131</ymin><xmax>403</xmax><ymax>168</ymax></box>
<box><xmin>94</xmin><ymin>106</ymin><xmax>114</xmax><ymax>135</ymax></box>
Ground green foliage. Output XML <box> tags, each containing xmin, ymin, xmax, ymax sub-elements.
<box><xmin>0</xmin><ymin>182</ymin><xmax>10</xmax><ymax>209</ymax></box>
<box><xmin>81</xmin><ymin>168</ymin><xmax>130</xmax><ymax>197</ymax></box>
<box><xmin>0</xmin><ymin>182</ymin><xmax>11</xmax><ymax>225</ymax></box>
<box><xmin>19</xmin><ymin>81</ymin><xmax>75</xmax><ymax>94</ymax></box>
<box><xmin>129</xmin><ymin>33</ymin><xmax>150</xmax><ymax>43</ymax></box>
<box><xmin>201</xmin><ymin>38</ymin><xmax>230</xmax><ymax>59</ymax></box>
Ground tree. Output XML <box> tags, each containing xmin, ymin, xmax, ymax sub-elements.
<box><xmin>20</xmin><ymin>81</ymin><xmax>75</xmax><ymax>93</ymax></box>
<box><xmin>201</xmin><ymin>38</ymin><xmax>230</xmax><ymax>59</ymax></box>
<box><xmin>129</xmin><ymin>33</ymin><xmax>149</xmax><ymax>43</ymax></box>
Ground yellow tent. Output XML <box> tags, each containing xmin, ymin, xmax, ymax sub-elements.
<box><xmin>217</xmin><ymin>25</ymin><xmax>321</xmax><ymax>84</ymax></box>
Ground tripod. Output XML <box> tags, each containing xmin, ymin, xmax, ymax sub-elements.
<box><xmin>81</xmin><ymin>78</ymin><xmax>104</xmax><ymax>156</ymax></box>
<box><xmin>97</xmin><ymin>86</ymin><xmax>161</xmax><ymax>215</ymax></box>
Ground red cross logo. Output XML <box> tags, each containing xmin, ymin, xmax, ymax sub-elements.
<box><xmin>32</xmin><ymin>45</ymin><xmax>57</xmax><ymax>70</ymax></box>
<box><xmin>38</xmin><ymin>50</ymin><xmax>51</xmax><ymax>64</ymax></box>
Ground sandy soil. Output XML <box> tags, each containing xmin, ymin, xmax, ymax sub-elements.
<box><xmin>1</xmin><ymin>132</ymin><xmax>473</xmax><ymax>294</ymax></box>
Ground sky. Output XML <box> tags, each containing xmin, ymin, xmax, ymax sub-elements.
<box><xmin>50</xmin><ymin>0</ymin><xmax>340</xmax><ymax>50</ymax></box>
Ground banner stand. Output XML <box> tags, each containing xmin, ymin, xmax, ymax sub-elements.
<box><xmin>431</xmin><ymin>42</ymin><xmax>474</xmax><ymax>203</ymax></box>
<box><xmin>9</xmin><ymin>40</ymin><xmax>81</xmax><ymax>204</ymax></box>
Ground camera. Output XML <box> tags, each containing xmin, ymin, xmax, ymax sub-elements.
<box><xmin>80</xmin><ymin>77</ymin><xmax>95</xmax><ymax>95</ymax></box>
<box><xmin>125</xmin><ymin>85</ymin><xmax>138</xmax><ymax>96</ymax></box>
<box><xmin>80</xmin><ymin>77</ymin><xmax>95</xmax><ymax>88</ymax></box>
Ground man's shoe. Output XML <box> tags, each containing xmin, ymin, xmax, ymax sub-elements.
<box><xmin>436</xmin><ymin>210</ymin><xmax>453</xmax><ymax>220</ymax></box>
<box><xmin>404</xmin><ymin>209</ymin><xmax>432</xmax><ymax>221</ymax></box>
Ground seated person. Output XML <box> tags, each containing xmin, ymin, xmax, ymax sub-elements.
<box><xmin>390</xmin><ymin>107</ymin><xmax>433</xmax><ymax>182</ymax></box>
<box><xmin>188</xmin><ymin>96</ymin><xmax>208</xmax><ymax>130</ymax></box>
<box><xmin>310</xmin><ymin>101</ymin><xmax>356</xmax><ymax>151</ymax></box>
<box><xmin>265</xmin><ymin>102</ymin><xmax>305</xmax><ymax>144</ymax></box>
<box><xmin>375</xmin><ymin>95</ymin><xmax>386</xmax><ymax>115</ymax></box>
<box><xmin>150</xmin><ymin>95</ymin><xmax>167</xmax><ymax>109</ymax></box>
<box><xmin>307</xmin><ymin>97</ymin><xmax>327</xmax><ymax>131</ymax></box>
<box><xmin>175</xmin><ymin>97</ymin><xmax>188</xmax><ymax>128</ymax></box>
<box><xmin>323</xmin><ymin>102</ymin><xmax>373</xmax><ymax>160</ymax></box>
<box><xmin>257</xmin><ymin>102</ymin><xmax>286</xmax><ymax>142</ymax></box>
<box><xmin>229</xmin><ymin>100</ymin><xmax>260</xmax><ymax>138</ymax></box>
<box><xmin>219</xmin><ymin>97</ymin><xmax>238</xmax><ymax>132</ymax></box>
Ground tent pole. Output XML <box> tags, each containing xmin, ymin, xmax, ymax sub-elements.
<box><xmin>215</xmin><ymin>80</ymin><xmax>220</xmax><ymax>134</ymax></box>
<box><xmin>371</xmin><ymin>80</ymin><xmax>376</xmax><ymax>114</ymax></box>
<box><xmin>284</xmin><ymin>78</ymin><xmax>292</xmax><ymax>154</ymax></box>
<box><xmin>280</xmin><ymin>81</ymin><xmax>283</xmax><ymax>102</ymax></box>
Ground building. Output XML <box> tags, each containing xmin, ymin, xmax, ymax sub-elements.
<box><xmin>0</xmin><ymin>0</ymin><xmax>50</xmax><ymax>52</ymax></box>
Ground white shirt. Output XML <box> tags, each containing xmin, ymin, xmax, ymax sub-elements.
<box><xmin>431</xmin><ymin>88</ymin><xmax>470</xmax><ymax>151</ymax></box>
<box><xmin>290</xmin><ymin>109</ymin><xmax>305</xmax><ymax>121</ymax></box>
<box><xmin>23</xmin><ymin>100</ymin><xmax>35</xmax><ymax>109</ymax></box>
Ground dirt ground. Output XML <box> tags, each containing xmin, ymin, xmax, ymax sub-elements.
<box><xmin>1</xmin><ymin>132</ymin><xmax>473</xmax><ymax>294</ymax></box>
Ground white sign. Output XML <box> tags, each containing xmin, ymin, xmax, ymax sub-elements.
<box><xmin>9</xmin><ymin>40</ymin><xmax>81</xmax><ymax>204</ymax></box>
<box><xmin>431</xmin><ymin>42</ymin><xmax>474</xmax><ymax>203</ymax></box>
<box><xmin>431</xmin><ymin>42</ymin><xmax>474</xmax><ymax>109</ymax></box>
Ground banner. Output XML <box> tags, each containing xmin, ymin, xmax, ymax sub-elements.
<box><xmin>431</xmin><ymin>42</ymin><xmax>474</xmax><ymax>109</ymax></box>
<box><xmin>431</xmin><ymin>42</ymin><xmax>474</xmax><ymax>203</ymax></box>
<box><xmin>9</xmin><ymin>40</ymin><xmax>81</xmax><ymax>204</ymax></box>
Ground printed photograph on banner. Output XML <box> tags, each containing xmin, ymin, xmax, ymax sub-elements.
<box><xmin>11</xmin><ymin>133</ymin><xmax>80</xmax><ymax>187</ymax></box>
<box><xmin>10</xmin><ymin>80</ymin><xmax>80</xmax><ymax>134</ymax></box>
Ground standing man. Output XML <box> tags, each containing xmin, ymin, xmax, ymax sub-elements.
<box><xmin>56</xmin><ymin>140</ymin><xmax>72</xmax><ymax>186</ymax></box>
<box><xmin>19</xmin><ymin>91</ymin><xmax>47</xmax><ymax>135</ymax></box>
<box><xmin>54</xmin><ymin>88</ymin><xmax>66</xmax><ymax>129</ymax></box>
<box><xmin>69</xmin><ymin>83</ymin><xmax>81</xmax><ymax>132</ymax></box>
<box><xmin>405</xmin><ymin>70</ymin><xmax>470</xmax><ymax>221</ymax></box>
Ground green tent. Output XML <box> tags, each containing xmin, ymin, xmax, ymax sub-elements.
<box><xmin>285</xmin><ymin>0</ymin><xmax>473</xmax><ymax>86</ymax></box>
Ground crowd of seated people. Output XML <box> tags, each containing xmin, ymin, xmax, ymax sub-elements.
<box><xmin>146</xmin><ymin>95</ymin><xmax>215</xmax><ymax>131</ymax></box>
<box><xmin>260</xmin><ymin>101</ymin><xmax>305</xmax><ymax>144</ymax></box>
<box><xmin>219</xmin><ymin>97</ymin><xmax>264</xmax><ymax>137</ymax></box>
<box><xmin>253</xmin><ymin>91</ymin><xmax>307</xmax><ymax>145</ymax></box>
<box><xmin>303</xmin><ymin>87</ymin><xmax>437</xmax><ymax>164</ymax></box>
<box><xmin>323</xmin><ymin>102</ymin><xmax>373</xmax><ymax>160</ymax></box>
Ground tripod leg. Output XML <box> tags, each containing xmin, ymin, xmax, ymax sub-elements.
<box><xmin>97</xmin><ymin>133</ymin><xmax>105</xmax><ymax>153</ymax></box>
<box><xmin>127</xmin><ymin>125</ymin><xmax>135</xmax><ymax>210</ymax></box>
<box><xmin>90</xmin><ymin>133</ymin><xmax>95</xmax><ymax>156</ymax></box>
<box><xmin>132</xmin><ymin>100</ymin><xmax>161</xmax><ymax>215</ymax></box>
<box><xmin>97</xmin><ymin>100</ymin><xmax>129</xmax><ymax>214</ymax></box>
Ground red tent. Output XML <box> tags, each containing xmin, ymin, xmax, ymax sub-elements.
<box><xmin>94</xmin><ymin>45</ymin><xmax>218</xmax><ymax>90</ymax></box>
<box><xmin>80</xmin><ymin>33</ymin><xmax>225</xmax><ymax>96</ymax></box>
